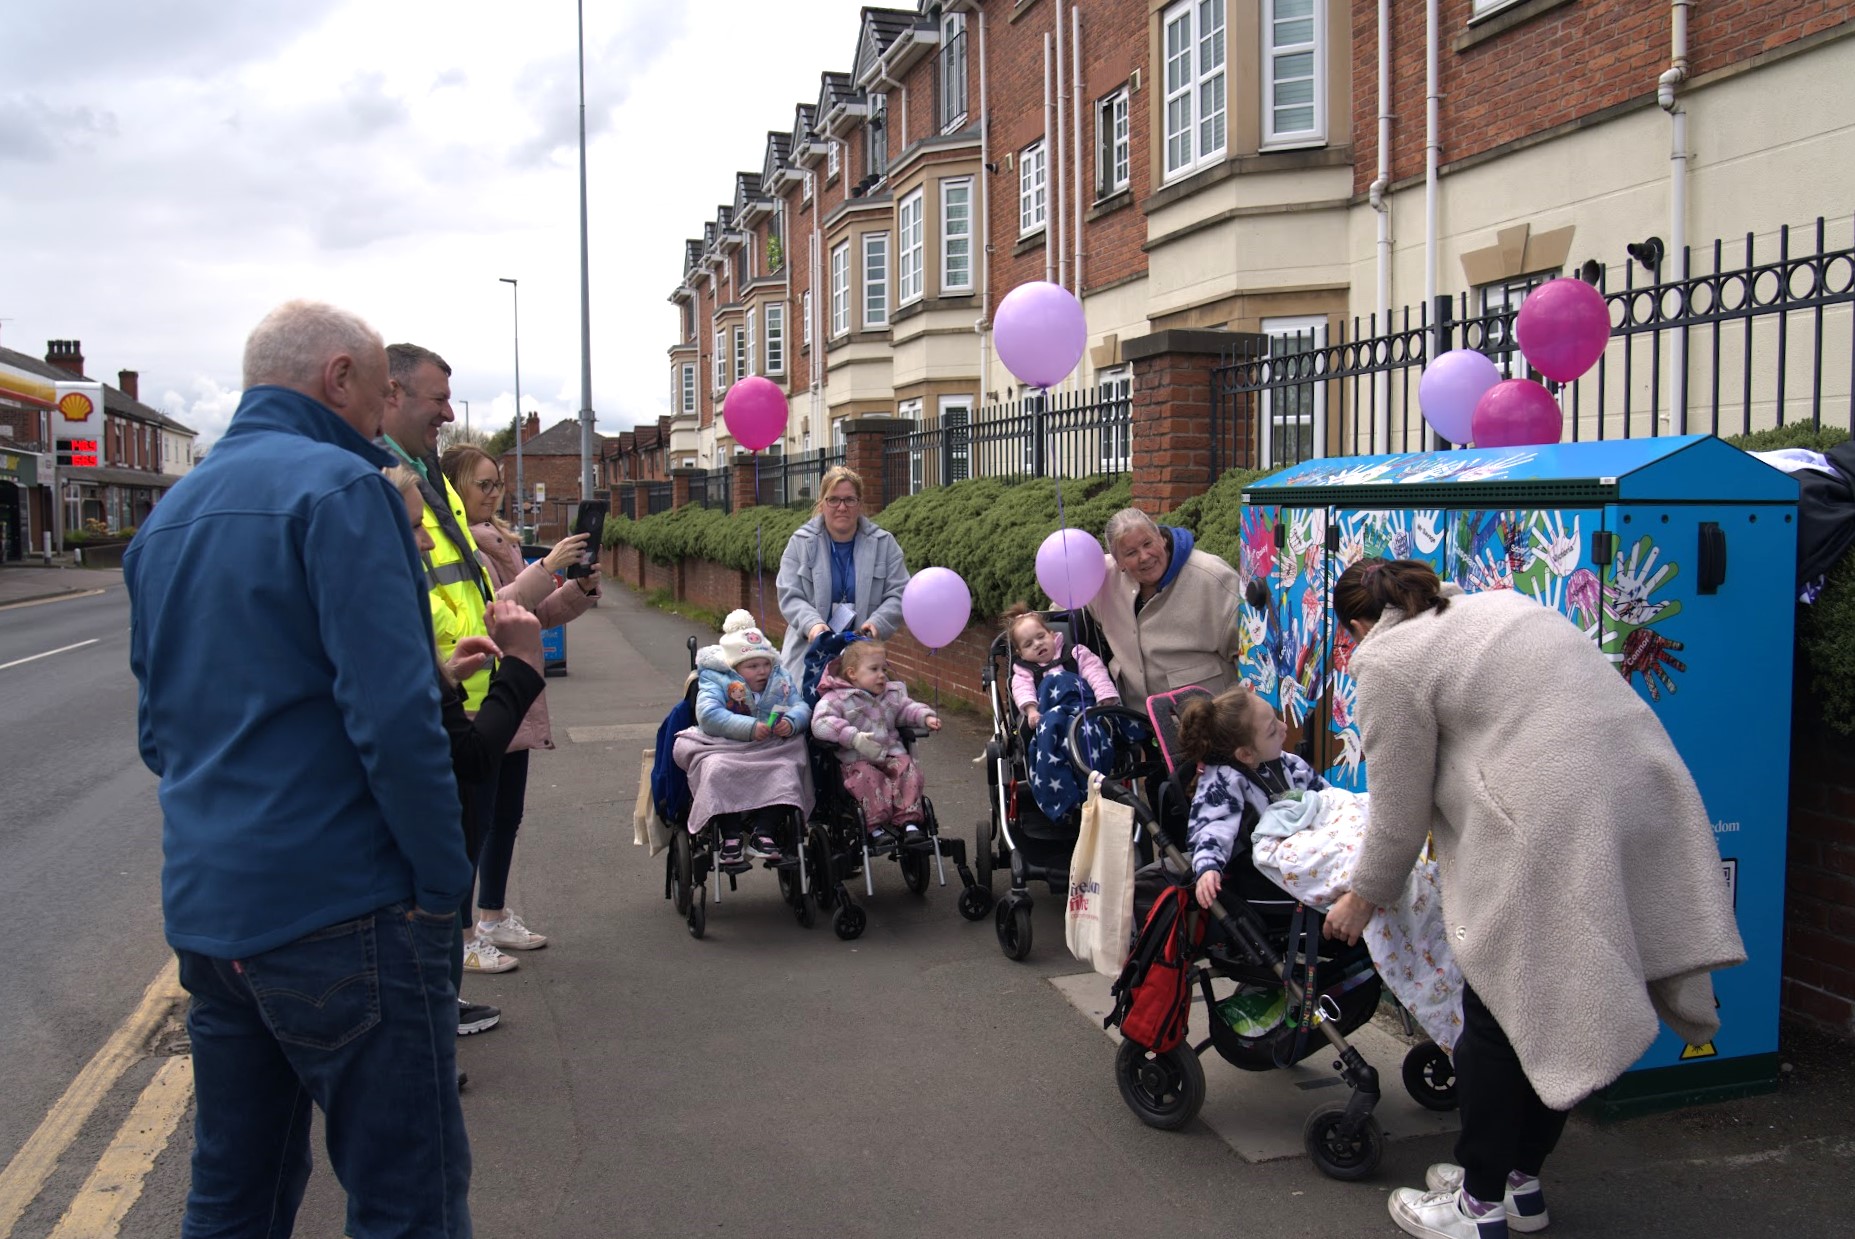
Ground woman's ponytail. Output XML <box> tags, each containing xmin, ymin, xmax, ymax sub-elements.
<box><xmin>1334</xmin><ymin>557</ymin><xmax>1448</xmax><ymax>630</ymax></box>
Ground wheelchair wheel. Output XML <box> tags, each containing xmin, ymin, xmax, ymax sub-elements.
<box><xmin>899</xmin><ymin>851</ymin><xmax>929</xmax><ymax>895</ymax></box>
<box><xmin>956</xmin><ymin>884</ymin><xmax>994</xmax><ymax>921</ymax></box>
<box><xmin>670</xmin><ymin>830</ymin><xmax>693</xmax><ymax>916</ymax></box>
<box><xmin>686</xmin><ymin>888</ymin><xmax>706</xmax><ymax>939</ymax></box>
<box><xmin>807</xmin><ymin>824</ymin><xmax>836</xmax><ymax>911</ymax></box>
<box><xmin>996</xmin><ymin>896</ymin><xmax>1033</xmax><ymax>960</ymax></box>
<box><xmin>1303</xmin><ymin>1102</ymin><xmax>1383</xmax><ymax>1181</ymax></box>
<box><xmin>973</xmin><ymin>819</ymin><xmax>993</xmax><ymax>892</ymax></box>
<box><xmin>1114</xmin><ymin>1039</ymin><xmax>1205</xmax><ymax>1131</ymax></box>
<box><xmin>833</xmin><ymin>903</ymin><xmax>867</xmax><ymax>940</ymax></box>
<box><xmin>1402</xmin><ymin>1041</ymin><xmax>1457</xmax><ymax>1111</ymax></box>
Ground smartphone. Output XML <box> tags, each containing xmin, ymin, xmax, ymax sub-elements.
<box><xmin>564</xmin><ymin>500</ymin><xmax>608</xmax><ymax>578</ymax></box>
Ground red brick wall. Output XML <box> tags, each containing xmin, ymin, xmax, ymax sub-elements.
<box><xmin>1354</xmin><ymin>0</ymin><xmax>1854</xmax><ymax>198</ymax></box>
<box><xmin>0</xmin><ymin>407</ymin><xmax>42</xmax><ymax>446</ymax></box>
<box><xmin>986</xmin><ymin>1</ymin><xmax>1058</xmax><ymax>307</ymax></box>
<box><xmin>1076</xmin><ymin>0</ymin><xmax>1148</xmax><ymax>294</ymax></box>
<box><xmin>684</xmin><ymin>556</ymin><xmax>752</xmax><ymax>617</ymax></box>
<box><xmin>1786</xmin><ymin>675</ymin><xmax>1855</xmax><ymax>1038</ymax></box>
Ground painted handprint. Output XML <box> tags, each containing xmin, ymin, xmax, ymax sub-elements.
<box><xmin>1412</xmin><ymin>510</ymin><xmax>1444</xmax><ymax>555</ymax></box>
<box><xmin>1498</xmin><ymin>513</ymin><xmax>1529</xmax><ymax>575</ymax></box>
<box><xmin>1465</xmin><ymin>546</ymin><xmax>1514</xmax><ymax>593</ymax></box>
<box><xmin>1330</xmin><ymin>673</ymin><xmax>1358</xmax><ymax>731</ymax></box>
<box><xmin>1454</xmin><ymin>450</ymin><xmax>1538</xmax><ymax>483</ymax></box>
<box><xmin>1615</xmin><ymin>627</ymin><xmax>1687</xmax><ymax>700</ymax></box>
<box><xmin>1567</xmin><ymin>568</ymin><xmax>1601</xmax><ymax>634</ymax></box>
<box><xmin>1242</xmin><ymin>513</ymin><xmax>1278</xmax><ymax>581</ymax></box>
<box><xmin>1530</xmin><ymin>510</ymin><xmax>1582</xmax><ymax>578</ymax></box>
<box><xmin>1605</xmin><ymin>537</ymin><xmax>1678</xmax><ymax>627</ymax></box>
<box><xmin>1334</xmin><ymin>723</ymin><xmax>1364</xmax><ymax>781</ymax></box>
<box><xmin>1338</xmin><ymin>519</ymin><xmax>1366</xmax><ymax>569</ymax></box>
<box><xmin>1522</xmin><ymin>567</ymin><xmax>1566</xmax><ymax>614</ymax></box>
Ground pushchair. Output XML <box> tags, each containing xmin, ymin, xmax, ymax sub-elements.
<box><xmin>974</xmin><ymin>608</ymin><xmax>1164</xmax><ymax>960</ymax></box>
<box><xmin>659</xmin><ymin>636</ymin><xmax>857</xmax><ymax>940</ymax></box>
<box><xmin>801</xmin><ymin>631</ymin><xmax>995</xmax><ymax>936</ymax></box>
<box><xmin>1090</xmin><ymin>688</ymin><xmax>1455</xmax><ymax>1181</ymax></box>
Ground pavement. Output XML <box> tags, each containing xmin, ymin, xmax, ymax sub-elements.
<box><xmin>0</xmin><ymin>562</ymin><xmax>121</xmax><ymax>609</ymax></box>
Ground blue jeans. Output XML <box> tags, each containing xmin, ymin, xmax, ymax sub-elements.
<box><xmin>177</xmin><ymin>902</ymin><xmax>472</xmax><ymax>1239</ymax></box>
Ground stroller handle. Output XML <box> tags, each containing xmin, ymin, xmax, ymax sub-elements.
<box><xmin>1064</xmin><ymin>704</ymin><xmax>1156</xmax><ymax>789</ymax></box>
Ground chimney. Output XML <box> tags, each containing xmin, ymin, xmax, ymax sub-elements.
<box><xmin>118</xmin><ymin>369</ymin><xmax>140</xmax><ymax>401</ymax></box>
<box><xmin>45</xmin><ymin>339</ymin><xmax>86</xmax><ymax>376</ymax></box>
<box><xmin>521</xmin><ymin>412</ymin><xmax>541</xmax><ymax>443</ymax></box>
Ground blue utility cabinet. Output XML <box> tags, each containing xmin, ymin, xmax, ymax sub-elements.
<box><xmin>520</xmin><ymin>545</ymin><xmax>569</xmax><ymax>675</ymax></box>
<box><xmin>1240</xmin><ymin>435</ymin><xmax>1798</xmax><ymax>1113</ymax></box>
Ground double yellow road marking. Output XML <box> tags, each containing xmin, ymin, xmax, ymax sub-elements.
<box><xmin>0</xmin><ymin>960</ymin><xmax>192</xmax><ymax>1239</ymax></box>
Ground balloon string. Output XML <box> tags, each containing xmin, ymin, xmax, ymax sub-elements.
<box><xmin>1046</xmin><ymin>385</ymin><xmax>1074</xmax><ymax>614</ymax></box>
<box><xmin>754</xmin><ymin>452</ymin><xmax>765</xmax><ymax>623</ymax></box>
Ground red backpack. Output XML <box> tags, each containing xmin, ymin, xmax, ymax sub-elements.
<box><xmin>1106</xmin><ymin>883</ymin><xmax>1204</xmax><ymax>1052</ymax></box>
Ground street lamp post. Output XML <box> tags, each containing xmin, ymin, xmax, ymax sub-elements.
<box><xmin>460</xmin><ymin>399</ymin><xmax>470</xmax><ymax>438</ymax></box>
<box><xmin>576</xmin><ymin>0</ymin><xmax>596</xmax><ymax>500</ymax></box>
<box><xmin>499</xmin><ymin>277</ymin><xmax>523</xmax><ymax>532</ymax></box>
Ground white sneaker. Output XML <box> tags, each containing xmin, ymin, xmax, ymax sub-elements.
<box><xmin>478</xmin><ymin>911</ymin><xmax>548</xmax><ymax>951</ymax></box>
<box><xmin>462</xmin><ymin>934</ymin><xmax>518</xmax><ymax>973</ymax></box>
<box><xmin>1426</xmin><ymin>1164</ymin><xmax>1549</xmax><ymax>1232</ymax></box>
<box><xmin>1389</xmin><ymin>1187</ymin><xmax>1509</xmax><ymax>1239</ymax></box>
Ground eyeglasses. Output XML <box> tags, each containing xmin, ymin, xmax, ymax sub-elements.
<box><xmin>823</xmin><ymin>496</ymin><xmax>859</xmax><ymax>508</ymax></box>
<box><xmin>474</xmin><ymin>478</ymin><xmax>506</xmax><ymax>494</ymax></box>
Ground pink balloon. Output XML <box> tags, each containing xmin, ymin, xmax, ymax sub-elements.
<box><xmin>901</xmin><ymin>567</ymin><xmax>972</xmax><ymax>651</ymax></box>
<box><xmin>1471</xmin><ymin>379</ymin><xmax>1563</xmax><ymax>448</ymax></box>
<box><xmin>1514</xmin><ymin>277</ymin><xmax>1611</xmax><ymax>383</ymax></box>
<box><xmin>994</xmin><ymin>281</ymin><xmax>1087</xmax><ymax>389</ymax></box>
<box><xmin>1419</xmin><ymin>349</ymin><xmax>1501</xmax><ymax>445</ymax></box>
<box><xmin>722</xmin><ymin>375</ymin><xmax>788</xmax><ymax>451</ymax></box>
<box><xmin>1035</xmin><ymin>528</ymin><xmax>1107</xmax><ymax>610</ymax></box>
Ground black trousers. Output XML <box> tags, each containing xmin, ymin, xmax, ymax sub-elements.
<box><xmin>1454</xmin><ymin>982</ymin><xmax>1570</xmax><ymax>1203</ymax></box>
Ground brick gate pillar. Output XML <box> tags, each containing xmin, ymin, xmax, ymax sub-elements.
<box><xmin>670</xmin><ymin>467</ymin><xmax>699</xmax><ymax>509</ymax></box>
<box><xmin>841</xmin><ymin>417</ymin><xmax>914</xmax><ymax>514</ymax></box>
<box><xmin>729</xmin><ymin>458</ymin><xmax>759</xmax><ymax>513</ymax></box>
<box><xmin>1123</xmin><ymin>328</ymin><xmax>1265</xmax><ymax>513</ymax></box>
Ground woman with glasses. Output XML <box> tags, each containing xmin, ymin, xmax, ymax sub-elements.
<box><xmin>440</xmin><ymin>444</ymin><xmax>601</xmax><ymax>962</ymax></box>
<box><xmin>776</xmin><ymin>465</ymin><xmax>911</xmax><ymax>684</ymax></box>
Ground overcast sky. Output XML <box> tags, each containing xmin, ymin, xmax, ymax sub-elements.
<box><xmin>0</xmin><ymin>0</ymin><xmax>877</xmax><ymax>448</ymax></box>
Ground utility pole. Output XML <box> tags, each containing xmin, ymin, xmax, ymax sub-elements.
<box><xmin>576</xmin><ymin>0</ymin><xmax>596</xmax><ymax>499</ymax></box>
<box><xmin>500</xmin><ymin>277</ymin><xmax>524</xmax><ymax>531</ymax></box>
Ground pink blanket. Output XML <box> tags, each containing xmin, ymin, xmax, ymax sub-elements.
<box><xmin>671</xmin><ymin>728</ymin><xmax>814</xmax><ymax>834</ymax></box>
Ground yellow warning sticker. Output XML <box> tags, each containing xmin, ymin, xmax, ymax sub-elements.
<box><xmin>1680</xmin><ymin>1041</ymin><xmax>1717</xmax><ymax>1060</ymax></box>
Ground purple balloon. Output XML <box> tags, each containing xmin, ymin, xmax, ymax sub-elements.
<box><xmin>722</xmin><ymin>375</ymin><xmax>788</xmax><ymax>451</ymax></box>
<box><xmin>1471</xmin><ymin>379</ymin><xmax>1563</xmax><ymax>448</ymax></box>
<box><xmin>1419</xmin><ymin>349</ymin><xmax>1502</xmax><ymax>445</ymax></box>
<box><xmin>1035</xmin><ymin>528</ymin><xmax>1108</xmax><ymax>610</ymax></box>
<box><xmin>1515</xmin><ymin>277</ymin><xmax>1611</xmax><ymax>383</ymax></box>
<box><xmin>994</xmin><ymin>281</ymin><xmax>1087</xmax><ymax>389</ymax></box>
<box><xmin>901</xmin><ymin>567</ymin><xmax>972</xmax><ymax>650</ymax></box>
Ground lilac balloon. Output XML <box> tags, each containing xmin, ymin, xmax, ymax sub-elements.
<box><xmin>1036</xmin><ymin>528</ymin><xmax>1108</xmax><ymax>610</ymax></box>
<box><xmin>1418</xmin><ymin>348</ymin><xmax>1501</xmax><ymax>445</ymax></box>
<box><xmin>722</xmin><ymin>375</ymin><xmax>788</xmax><ymax>451</ymax></box>
<box><xmin>1471</xmin><ymin>379</ymin><xmax>1563</xmax><ymax>448</ymax></box>
<box><xmin>994</xmin><ymin>281</ymin><xmax>1087</xmax><ymax>389</ymax></box>
<box><xmin>1515</xmin><ymin>277</ymin><xmax>1611</xmax><ymax>383</ymax></box>
<box><xmin>901</xmin><ymin>567</ymin><xmax>973</xmax><ymax>650</ymax></box>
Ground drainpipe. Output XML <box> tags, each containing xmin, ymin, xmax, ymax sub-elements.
<box><xmin>809</xmin><ymin>161</ymin><xmax>824</xmax><ymax>448</ymax></box>
<box><xmin>1043</xmin><ymin>34</ymin><xmax>1056</xmax><ymax>285</ymax></box>
<box><xmin>1072</xmin><ymin>3</ymin><xmax>1085</xmax><ymax>308</ymax></box>
<box><xmin>1054</xmin><ymin>1</ymin><xmax>1068</xmax><ymax>294</ymax></box>
<box><xmin>1658</xmin><ymin>0</ymin><xmax>1692</xmax><ymax>432</ymax></box>
<box><xmin>978</xmin><ymin>5</ymin><xmax>994</xmax><ymax>410</ymax></box>
<box><xmin>1368</xmin><ymin>0</ymin><xmax>1393</xmax><ymax>452</ymax></box>
<box><xmin>1424</xmin><ymin>0</ymin><xmax>1439</xmax><ymax>339</ymax></box>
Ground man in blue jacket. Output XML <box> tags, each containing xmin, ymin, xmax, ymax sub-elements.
<box><xmin>125</xmin><ymin>300</ymin><xmax>473</xmax><ymax>1238</ymax></box>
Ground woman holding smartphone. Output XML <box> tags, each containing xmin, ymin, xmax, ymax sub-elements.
<box><xmin>442</xmin><ymin>444</ymin><xmax>602</xmax><ymax>961</ymax></box>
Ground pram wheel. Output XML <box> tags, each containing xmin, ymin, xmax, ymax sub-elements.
<box><xmin>1401</xmin><ymin>1041</ymin><xmax>1457</xmax><ymax>1111</ymax></box>
<box><xmin>972</xmin><ymin>819</ymin><xmax>993</xmax><ymax>892</ymax></box>
<box><xmin>955</xmin><ymin>885</ymin><xmax>993</xmax><ymax>921</ymax></box>
<box><xmin>1302</xmin><ymin>1102</ymin><xmax>1383</xmax><ymax>1180</ymax></box>
<box><xmin>1113</xmin><ymin>1039</ymin><xmax>1205</xmax><ymax>1131</ymax></box>
<box><xmin>995</xmin><ymin>897</ymin><xmax>1033</xmax><ymax>960</ymax></box>
<box><xmin>833</xmin><ymin>903</ymin><xmax>867</xmax><ymax>941</ymax></box>
<box><xmin>899</xmin><ymin>851</ymin><xmax>929</xmax><ymax>895</ymax></box>
<box><xmin>670</xmin><ymin>831</ymin><xmax>694</xmax><ymax>916</ymax></box>
<box><xmin>686</xmin><ymin>889</ymin><xmax>706</xmax><ymax>939</ymax></box>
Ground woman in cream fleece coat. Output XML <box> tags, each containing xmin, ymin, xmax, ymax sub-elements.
<box><xmin>1327</xmin><ymin>557</ymin><xmax>1743</xmax><ymax>1239</ymax></box>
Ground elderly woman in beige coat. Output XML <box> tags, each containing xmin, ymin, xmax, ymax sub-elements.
<box><xmin>1087</xmin><ymin>508</ymin><xmax>1246</xmax><ymax>703</ymax></box>
<box><xmin>1325</xmin><ymin>558</ymin><xmax>1744</xmax><ymax>1239</ymax></box>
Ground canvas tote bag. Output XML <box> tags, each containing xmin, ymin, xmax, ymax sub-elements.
<box><xmin>1065</xmin><ymin>771</ymin><xmax>1137</xmax><ymax>977</ymax></box>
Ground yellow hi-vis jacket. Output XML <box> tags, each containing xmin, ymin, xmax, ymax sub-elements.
<box><xmin>421</xmin><ymin>472</ymin><xmax>495</xmax><ymax>711</ymax></box>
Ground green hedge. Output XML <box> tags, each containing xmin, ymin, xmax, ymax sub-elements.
<box><xmin>1723</xmin><ymin>424</ymin><xmax>1854</xmax><ymax>734</ymax></box>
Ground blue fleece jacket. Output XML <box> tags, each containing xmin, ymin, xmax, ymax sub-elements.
<box><xmin>693</xmin><ymin>645</ymin><xmax>812</xmax><ymax>741</ymax></box>
<box><xmin>125</xmin><ymin>386</ymin><xmax>470</xmax><ymax>958</ymax></box>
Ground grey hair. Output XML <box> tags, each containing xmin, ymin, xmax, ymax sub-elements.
<box><xmin>1103</xmin><ymin>507</ymin><xmax>1161</xmax><ymax>554</ymax></box>
<box><xmin>243</xmin><ymin>300</ymin><xmax>383</xmax><ymax>390</ymax></box>
<box><xmin>386</xmin><ymin>342</ymin><xmax>452</xmax><ymax>385</ymax></box>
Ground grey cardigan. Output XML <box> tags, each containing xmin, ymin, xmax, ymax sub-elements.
<box><xmin>775</xmin><ymin>515</ymin><xmax>910</xmax><ymax>680</ymax></box>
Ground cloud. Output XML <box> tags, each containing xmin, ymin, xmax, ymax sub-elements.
<box><xmin>0</xmin><ymin>95</ymin><xmax>119</xmax><ymax>163</ymax></box>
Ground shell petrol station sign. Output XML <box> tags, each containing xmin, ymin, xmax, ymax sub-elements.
<box><xmin>53</xmin><ymin>380</ymin><xmax>105</xmax><ymax>469</ymax></box>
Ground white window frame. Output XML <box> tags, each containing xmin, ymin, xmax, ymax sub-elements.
<box><xmin>1260</xmin><ymin>315</ymin><xmax>1327</xmax><ymax>469</ymax></box>
<box><xmin>1471</xmin><ymin>0</ymin><xmax>1527</xmax><ymax>16</ymax></box>
<box><xmin>939</xmin><ymin>395</ymin><xmax>973</xmax><ymax>484</ymax></box>
<box><xmin>898</xmin><ymin>397</ymin><xmax>925</xmax><ymax>494</ymax></box>
<box><xmin>830</xmin><ymin>242</ymin><xmax>850</xmax><ymax>337</ymax></box>
<box><xmin>867</xmin><ymin>93</ymin><xmax>888</xmax><ymax>180</ymax></box>
<box><xmin>1096</xmin><ymin>89</ymin><xmax>1130</xmax><ymax>199</ymax></box>
<box><xmin>802</xmin><ymin>289</ymin><xmax>813</xmax><ymax>347</ymax></box>
<box><xmin>745</xmin><ymin>307</ymin><xmax>758</xmax><ymax>377</ymax></box>
<box><xmin>765</xmin><ymin>303</ymin><xmax>786</xmax><ymax>376</ymax></box>
<box><xmin>897</xmin><ymin>189</ymin><xmax>925</xmax><ymax>306</ymax></box>
<box><xmin>680</xmin><ymin>363</ymin><xmax>696</xmax><ymax>414</ymax></box>
<box><xmin>1263</xmin><ymin>0</ymin><xmax>1325</xmax><ymax>149</ymax></box>
<box><xmin>1162</xmin><ymin>0</ymin><xmax>1227</xmax><ymax>182</ymax></box>
<box><xmin>1097</xmin><ymin>367</ymin><xmax>1133</xmax><ymax>472</ymax></box>
<box><xmin>940</xmin><ymin>178</ymin><xmax>973</xmax><ymax>292</ymax></box>
<box><xmin>939</xmin><ymin>12</ymin><xmax>968</xmax><ymax>132</ymax></box>
<box><xmin>863</xmin><ymin>231</ymin><xmax>889</xmax><ymax>329</ymax></box>
<box><xmin>827</xmin><ymin>140</ymin><xmax>840</xmax><ymax>180</ymax></box>
<box><xmin>713</xmin><ymin>328</ymin><xmax>725</xmax><ymax>390</ymax></box>
<box><xmin>802</xmin><ymin>169</ymin><xmax>813</xmax><ymax>204</ymax></box>
<box><xmin>1018</xmin><ymin>140</ymin><xmax>1047</xmax><ymax>236</ymax></box>
<box><xmin>732</xmin><ymin>324</ymin><xmax>746</xmax><ymax>383</ymax></box>
<box><xmin>832</xmin><ymin>417</ymin><xmax>847</xmax><ymax>452</ymax></box>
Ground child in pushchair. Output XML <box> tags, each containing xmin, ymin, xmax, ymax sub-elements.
<box><xmin>1099</xmin><ymin>685</ymin><xmax>1460</xmax><ymax>1182</ymax></box>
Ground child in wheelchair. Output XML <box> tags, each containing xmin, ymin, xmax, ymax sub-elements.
<box><xmin>810</xmin><ymin>639</ymin><xmax>940</xmax><ymax>850</ymax></box>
